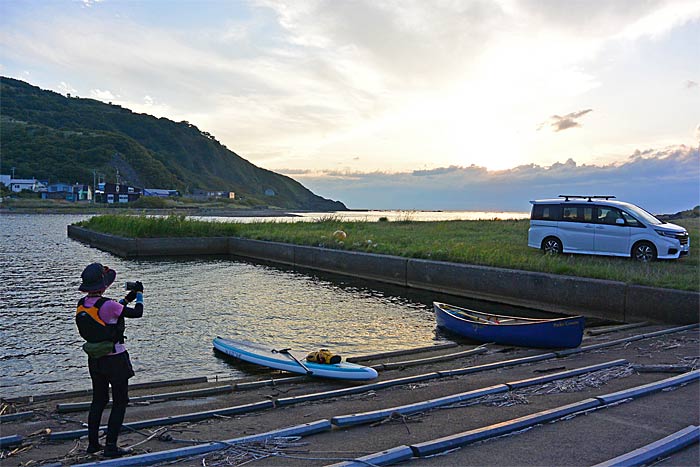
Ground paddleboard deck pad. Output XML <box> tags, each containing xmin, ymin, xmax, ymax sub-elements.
<box><xmin>213</xmin><ymin>337</ymin><xmax>378</xmax><ymax>381</ymax></box>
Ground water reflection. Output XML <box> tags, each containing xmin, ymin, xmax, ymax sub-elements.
<box><xmin>0</xmin><ymin>213</ymin><xmax>535</xmax><ymax>398</ymax></box>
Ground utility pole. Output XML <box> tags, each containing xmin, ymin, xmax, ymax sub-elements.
<box><xmin>92</xmin><ymin>169</ymin><xmax>97</xmax><ymax>203</ymax></box>
<box><xmin>11</xmin><ymin>167</ymin><xmax>16</xmax><ymax>179</ymax></box>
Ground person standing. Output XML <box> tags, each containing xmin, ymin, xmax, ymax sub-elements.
<box><xmin>76</xmin><ymin>263</ymin><xmax>143</xmax><ymax>458</ymax></box>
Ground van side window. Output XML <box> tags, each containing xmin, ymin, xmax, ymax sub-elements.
<box><xmin>597</xmin><ymin>207</ymin><xmax>624</xmax><ymax>225</ymax></box>
<box><xmin>531</xmin><ymin>204</ymin><xmax>561</xmax><ymax>220</ymax></box>
<box><xmin>620</xmin><ymin>211</ymin><xmax>642</xmax><ymax>227</ymax></box>
<box><xmin>561</xmin><ymin>205</ymin><xmax>593</xmax><ymax>223</ymax></box>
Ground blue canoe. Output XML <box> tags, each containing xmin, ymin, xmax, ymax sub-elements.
<box><xmin>434</xmin><ymin>302</ymin><xmax>585</xmax><ymax>349</ymax></box>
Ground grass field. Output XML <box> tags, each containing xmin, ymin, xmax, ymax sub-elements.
<box><xmin>77</xmin><ymin>214</ymin><xmax>700</xmax><ymax>291</ymax></box>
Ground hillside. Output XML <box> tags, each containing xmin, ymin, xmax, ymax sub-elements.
<box><xmin>0</xmin><ymin>77</ymin><xmax>346</xmax><ymax>210</ymax></box>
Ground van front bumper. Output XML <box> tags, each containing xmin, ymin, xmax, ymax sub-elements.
<box><xmin>657</xmin><ymin>236</ymin><xmax>690</xmax><ymax>259</ymax></box>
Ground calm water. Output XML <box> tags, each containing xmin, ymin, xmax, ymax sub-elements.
<box><xmin>0</xmin><ymin>212</ymin><xmax>530</xmax><ymax>398</ymax></box>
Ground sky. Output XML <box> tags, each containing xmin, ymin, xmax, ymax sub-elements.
<box><xmin>1</xmin><ymin>0</ymin><xmax>699</xmax><ymax>212</ymax></box>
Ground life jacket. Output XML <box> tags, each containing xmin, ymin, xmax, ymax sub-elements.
<box><xmin>76</xmin><ymin>297</ymin><xmax>125</xmax><ymax>345</ymax></box>
<box><xmin>306</xmin><ymin>349</ymin><xmax>341</xmax><ymax>364</ymax></box>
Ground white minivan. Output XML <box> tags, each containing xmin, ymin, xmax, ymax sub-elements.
<box><xmin>528</xmin><ymin>195</ymin><xmax>690</xmax><ymax>261</ymax></box>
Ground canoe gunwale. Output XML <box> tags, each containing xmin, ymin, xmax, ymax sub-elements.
<box><xmin>433</xmin><ymin>302</ymin><xmax>585</xmax><ymax>349</ymax></box>
<box><xmin>434</xmin><ymin>302</ymin><xmax>583</xmax><ymax>327</ymax></box>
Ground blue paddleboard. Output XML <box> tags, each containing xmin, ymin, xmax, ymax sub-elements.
<box><xmin>213</xmin><ymin>337</ymin><xmax>378</xmax><ymax>381</ymax></box>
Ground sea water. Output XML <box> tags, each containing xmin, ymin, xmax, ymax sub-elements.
<box><xmin>0</xmin><ymin>212</ymin><xmax>529</xmax><ymax>397</ymax></box>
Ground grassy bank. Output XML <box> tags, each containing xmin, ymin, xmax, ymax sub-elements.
<box><xmin>0</xmin><ymin>196</ymin><xmax>288</xmax><ymax>213</ymax></box>
<box><xmin>76</xmin><ymin>215</ymin><xmax>699</xmax><ymax>291</ymax></box>
<box><xmin>0</xmin><ymin>197</ymin><xmax>297</xmax><ymax>216</ymax></box>
<box><xmin>78</xmin><ymin>214</ymin><xmax>242</xmax><ymax>237</ymax></box>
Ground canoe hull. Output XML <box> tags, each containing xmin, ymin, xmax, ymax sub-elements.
<box><xmin>213</xmin><ymin>337</ymin><xmax>378</xmax><ymax>381</ymax></box>
<box><xmin>434</xmin><ymin>302</ymin><xmax>584</xmax><ymax>349</ymax></box>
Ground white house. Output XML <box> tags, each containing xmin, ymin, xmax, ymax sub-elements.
<box><xmin>10</xmin><ymin>178</ymin><xmax>47</xmax><ymax>193</ymax></box>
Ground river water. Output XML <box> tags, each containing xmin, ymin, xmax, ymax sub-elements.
<box><xmin>0</xmin><ymin>212</ymin><xmax>531</xmax><ymax>398</ymax></box>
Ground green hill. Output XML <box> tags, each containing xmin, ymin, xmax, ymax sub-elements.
<box><xmin>0</xmin><ymin>76</ymin><xmax>346</xmax><ymax>210</ymax></box>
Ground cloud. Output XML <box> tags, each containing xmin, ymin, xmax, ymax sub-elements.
<box><xmin>290</xmin><ymin>145</ymin><xmax>700</xmax><ymax>213</ymax></box>
<box><xmin>89</xmin><ymin>89</ymin><xmax>117</xmax><ymax>101</ymax></box>
<box><xmin>539</xmin><ymin>109</ymin><xmax>593</xmax><ymax>132</ymax></box>
<box><xmin>687</xmin><ymin>80</ymin><xmax>699</xmax><ymax>89</ymax></box>
<box><xmin>1</xmin><ymin>1</ymin><xmax>698</xmax><ymax>175</ymax></box>
<box><xmin>58</xmin><ymin>81</ymin><xmax>77</xmax><ymax>96</ymax></box>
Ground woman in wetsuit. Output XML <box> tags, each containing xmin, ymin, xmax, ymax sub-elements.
<box><xmin>77</xmin><ymin>263</ymin><xmax>143</xmax><ymax>458</ymax></box>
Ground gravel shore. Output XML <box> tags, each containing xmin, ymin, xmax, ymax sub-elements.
<box><xmin>2</xmin><ymin>323</ymin><xmax>698</xmax><ymax>466</ymax></box>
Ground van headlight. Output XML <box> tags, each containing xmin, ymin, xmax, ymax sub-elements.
<box><xmin>654</xmin><ymin>229</ymin><xmax>678</xmax><ymax>238</ymax></box>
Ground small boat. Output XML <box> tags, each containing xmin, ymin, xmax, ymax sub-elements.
<box><xmin>434</xmin><ymin>302</ymin><xmax>585</xmax><ymax>349</ymax></box>
<box><xmin>213</xmin><ymin>337</ymin><xmax>378</xmax><ymax>381</ymax></box>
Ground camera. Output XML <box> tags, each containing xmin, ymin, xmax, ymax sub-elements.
<box><xmin>125</xmin><ymin>281</ymin><xmax>143</xmax><ymax>291</ymax></box>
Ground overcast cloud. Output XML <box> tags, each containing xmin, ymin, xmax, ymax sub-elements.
<box><xmin>1</xmin><ymin>0</ymin><xmax>698</xmax><ymax>174</ymax></box>
<box><xmin>291</xmin><ymin>145</ymin><xmax>700</xmax><ymax>213</ymax></box>
<box><xmin>1</xmin><ymin>1</ymin><xmax>698</xmax><ymax>212</ymax></box>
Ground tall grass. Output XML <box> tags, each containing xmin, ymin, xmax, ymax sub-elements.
<box><xmin>78</xmin><ymin>214</ymin><xmax>240</xmax><ymax>238</ymax></box>
<box><xmin>76</xmin><ymin>215</ymin><xmax>699</xmax><ymax>291</ymax></box>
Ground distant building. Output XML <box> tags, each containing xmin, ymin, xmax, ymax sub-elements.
<box><xmin>42</xmin><ymin>183</ymin><xmax>72</xmax><ymax>200</ymax></box>
<box><xmin>264</xmin><ymin>188</ymin><xmax>276</xmax><ymax>197</ymax></box>
<box><xmin>0</xmin><ymin>175</ymin><xmax>11</xmax><ymax>187</ymax></box>
<box><xmin>143</xmin><ymin>188</ymin><xmax>180</xmax><ymax>198</ymax></box>
<box><xmin>191</xmin><ymin>189</ymin><xmax>230</xmax><ymax>200</ymax></box>
<box><xmin>47</xmin><ymin>182</ymin><xmax>73</xmax><ymax>193</ymax></box>
<box><xmin>101</xmin><ymin>183</ymin><xmax>141</xmax><ymax>204</ymax></box>
<box><xmin>10</xmin><ymin>178</ymin><xmax>46</xmax><ymax>193</ymax></box>
<box><xmin>41</xmin><ymin>183</ymin><xmax>93</xmax><ymax>201</ymax></box>
<box><xmin>75</xmin><ymin>184</ymin><xmax>93</xmax><ymax>201</ymax></box>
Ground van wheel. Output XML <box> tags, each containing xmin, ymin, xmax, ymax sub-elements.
<box><xmin>542</xmin><ymin>237</ymin><xmax>563</xmax><ymax>255</ymax></box>
<box><xmin>632</xmin><ymin>242</ymin><xmax>657</xmax><ymax>262</ymax></box>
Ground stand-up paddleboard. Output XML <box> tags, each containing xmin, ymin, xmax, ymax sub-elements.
<box><xmin>213</xmin><ymin>337</ymin><xmax>378</xmax><ymax>381</ymax></box>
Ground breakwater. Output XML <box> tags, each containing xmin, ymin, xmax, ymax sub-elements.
<box><xmin>67</xmin><ymin>226</ymin><xmax>699</xmax><ymax>324</ymax></box>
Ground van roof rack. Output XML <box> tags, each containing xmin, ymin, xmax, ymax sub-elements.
<box><xmin>558</xmin><ymin>195</ymin><xmax>616</xmax><ymax>202</ymax></box>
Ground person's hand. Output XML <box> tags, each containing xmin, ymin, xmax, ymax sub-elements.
<box><xmin>125</xmin><ymin>290</ymin><xmax>138</xmax><ymax>302</ymax></box>
<box><xmin>133</xmin><ymin>281</ymin><xmax>144</xmax><ymax>293</ymax></box>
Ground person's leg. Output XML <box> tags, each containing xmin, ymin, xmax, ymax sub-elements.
<box><xmin>103</xmin><ymin>352</ymin><xmax>134</xmax><ymax>457</ymax></box>
<box><xmin>104</xmin><ymin>377</ymin><xmax>129</xmax><ymax>447</ymax></box>
<box><xmin>87</xmin><ymin>362</ymin><xmax>109</xmax><ymax>452</ymax></box>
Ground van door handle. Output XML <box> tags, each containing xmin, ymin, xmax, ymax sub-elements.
<box><xmin>584</xmin><ymin>225</ymin><xmax>594</xmax><ymax>229</ymax></box>
<box><xmin>596</xmin><ymin>226</ymin><xmax>604</xmax><ymax>229</ymax></box>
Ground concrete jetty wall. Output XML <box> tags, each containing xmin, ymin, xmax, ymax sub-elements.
<box><xmin>68</xmin><ymin>226</ymin><xmax>699</xmax><ymax>325</ymax></box>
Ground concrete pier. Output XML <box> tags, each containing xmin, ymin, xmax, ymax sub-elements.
<box><xmin>67</xmin><ymin>225</ymin><xmax>699</xmax><ymax>324</ymax></box>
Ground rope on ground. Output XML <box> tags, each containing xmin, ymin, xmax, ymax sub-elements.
<box><xmin>370</xmin><ymin>411</ymin><xmax>425</xmax><ymax>434</ymax></box>
<box><xmin>439</xmin><ymin>364</ymin><xmax>636</xmax><ymax>409</ymax></box>
<box><xmin>124</xmin><ymin>427</ymin><xmax>169</xmax><ymax>450</ymax></box>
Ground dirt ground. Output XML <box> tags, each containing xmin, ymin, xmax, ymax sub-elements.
<box><xmin>1</xmin><ymin>324</ymin><xmax>699</xmax><ymax>467</ymax></box>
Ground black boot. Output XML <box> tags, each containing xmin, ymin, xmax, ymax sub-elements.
<box><xmin>103</xmin><ymin>444</ymin><xmax>131</xmax><ymax>458</ymax></box>
<box><xmin>86</xmin><ymin>442</ymin><xmax>103</xmax><ymax>454</ymax></box>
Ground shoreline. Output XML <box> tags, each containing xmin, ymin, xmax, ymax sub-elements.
<box><xmin>0</xmin><ymin>207</ymin><xmax>304</xmax><ymax>217</ymax></box>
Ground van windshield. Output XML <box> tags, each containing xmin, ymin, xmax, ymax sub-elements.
<box><xmin>621</xmin><ymin>203</ymin><xmax>663</xmax><ymax>225</ymax></box>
